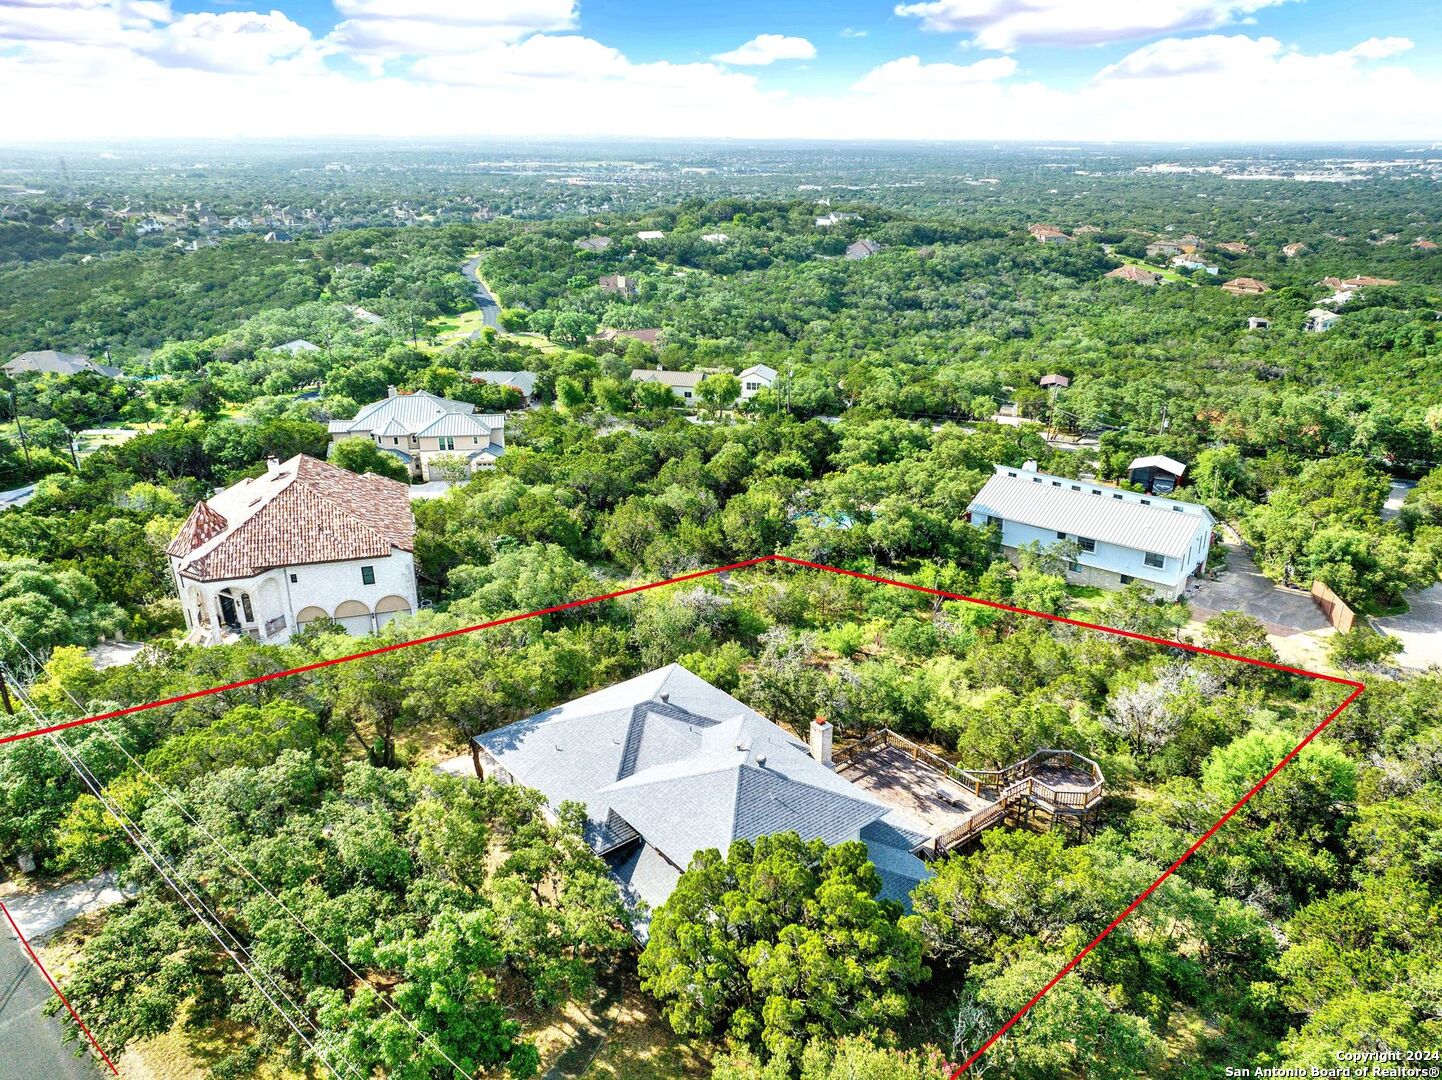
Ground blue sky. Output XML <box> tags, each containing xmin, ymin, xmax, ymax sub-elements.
<box><xmin>3</xmin><ymin>1</ymin><xmax>1440</xmax><ymax>141</ymax></box>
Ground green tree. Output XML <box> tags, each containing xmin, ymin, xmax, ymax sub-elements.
<box><xmin>639</xmin><ymin>833</ymin><xmax>926</xmax><ymax>1062</ymax></box>
<box><xmin>328</xmin><ymin>436</ymin><xmax>409</xmax><ymax>483</ymax></box>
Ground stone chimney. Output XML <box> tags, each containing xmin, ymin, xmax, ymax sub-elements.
<box><xmin>1022</xmin><ymin>459</ymin><xmax>1038</xmax><ymax>472</ymax></box>
<box><xmin>386</xmin><ymin>385</ymin><xmax>398</xmax><ymax>398</ymax></box>
<box><xmin>810</xmin><ymin>716</ymin><xmax>834</xmax><ymax>766</ymax></box>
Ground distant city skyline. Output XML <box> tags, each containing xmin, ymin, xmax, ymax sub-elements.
<box><xmin>3</xmin><ymin>0</ymin><xmax>1441</xmax><ymax>142</ymax></box>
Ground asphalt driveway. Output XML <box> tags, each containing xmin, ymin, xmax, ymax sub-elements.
<box><xmin>1376</xmin><ymin>583</ymin><xmax>1442</xmax><ymax>670</ymax></box>
<box><xmin>1188</xmin><ymin>540</ymin><xmax>1330</xmax><ymax>637</ymax></box>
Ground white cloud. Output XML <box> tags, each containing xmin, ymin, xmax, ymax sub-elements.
<box><xmin>839</xmin><ymin>27</ymin><xmax>869</xmax><ymax>39</ymax></box>
<box><xmin>1093</xmin><ymin>33</ymin><xmax>1283</xmax><ymax>79</ymax></box>
<box><xmin>893</xmin><ymin>0</ymin><xmax>1290</xmax><ymax>50</ymax></box>
<box><xmin>852</xmin><ymin>54</ymin><xmax>1017</xmax><ymax>92</ymax></box>
<box><xmin>713</xmin><ymin>33</ymin><xmax>815</xmax><ymax>66</ymax></box>
<box><xmin>412</xmin><ymin>34</ymin><xmax>630</xmax><ymax>84</ymax></box>
<box><xmin>327</xmin><ymin>0</ymin><xmax>576</xmax><ymax>61</ymax></box>
<box><xmin>141</xmin><ymin>11</ymin><xmax>311</xmax><ymax>74</ymax></box>
<box><xmin>1345</xmin><ymin>36</ymin><xmax>1413</xmax><ymax>61</ymax></box>
<box><xmin>1093</xmin><ymin>32</ymin><xmax>1417</xmax><ymax>82</ymax></box>
<box><xmin>0</xmin><ymin>16</ymin><xmax>1437</xmax><ymax>145</ymax></box>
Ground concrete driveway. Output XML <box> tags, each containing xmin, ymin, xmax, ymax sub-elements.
<box><xmin>1376</xmin><ymin>583</ymin><xmax>1442</xmax><ymax>671</ymax></box>
<box><xmin>2</xmin><ymin>872</ymin><xmax>133</xmax><ymax>942</ymax></box>
<box><xmin>1188</xmin><ymin>540</ymin><xmax>1330</xmax><ymax>637</ymax></box>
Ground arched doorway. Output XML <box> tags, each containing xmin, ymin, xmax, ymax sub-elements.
<box><xmin>373</xmin><ymin>594</ymin><xmax>412</xmax><ymax>629</ymax></box>
<box><xmin>295</xmin><ymin>605</ymin><xmax>328</xmax><ymax>629</ymax></box>
<box><xmin>333</xmin><ymin>600</ymin><xmax>373</xmax><ymax>636</ymax></box>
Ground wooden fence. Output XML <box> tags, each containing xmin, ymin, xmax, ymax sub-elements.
<box><xmin>1310</xmin><ymin>580</ymin><xmax>1356</xmax><ymax>633</ymax></box>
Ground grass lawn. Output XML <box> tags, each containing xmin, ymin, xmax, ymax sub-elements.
<box><xmin>430</xmin><ymin>307</ymin><xmax>488</xmax><ymax>347</ymax></box>
<box><xmin>1116</xmin><ymin>254</ymin><xmax>1197</xmax><ymax>286</ymax></box>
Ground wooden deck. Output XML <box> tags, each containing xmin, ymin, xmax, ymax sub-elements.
<box><xmin>834</xmin><ymin>731</ymin><xmax>1104</xmax><ymax>858</ymax></box>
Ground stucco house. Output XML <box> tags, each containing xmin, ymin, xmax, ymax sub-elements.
<box><xmin>966</xmin><ymin>462</ymin><xmax>1214</xmax><ymax>599</ymax></box>
<box><xmin>328</xmin><ymin>388</ymin><xmax>505</xmax><ymax>481</ymax></box>
<box><xmin>168</xmin><ymin>455</ymin><xmax>418</xmax><ymax>646</ymax></box>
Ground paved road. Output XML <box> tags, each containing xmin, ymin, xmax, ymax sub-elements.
<box><xmin>0</xmin><ymin>485</ymin><xmax>37</xmax><ymax>510</ymax></box>
<box><xmin>1383</xmin><ymin>479</ymin><xmax>1416</xmax><ymax>522</ymax></box>
<box><xmin>461</xmin><ymin>256</ymin><xmax>502</xmax><ymax>331</ymax></box>
<box><xmin>1376</xmin><ymin>582</ymin><xmax>1442</xmax><ymax>670</ymax></box>
<box><xmin>0</xmin><ymin>927</ymin><xmax>102</xmax><ymax>1079</ymax></box>
<box><xmin>3</xmin><ymin>872</ymin><xmax>133</xmax><ymax>942</ymax></box>
<box><xmin>1189</xmin><ymin>540</ymin><xmax>1329</xmax><ymax>637</ymax></box>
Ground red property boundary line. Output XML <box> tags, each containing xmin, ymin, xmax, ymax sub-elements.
<box><xmin>0</xmin><ymin>554</ymin><xmax>1365</xmax><ymax>1078</ymax></box>
<box><xmin>0</xmin><ymin>900</ymin><xmax>120</xmax><ymax>1075</ymax></box>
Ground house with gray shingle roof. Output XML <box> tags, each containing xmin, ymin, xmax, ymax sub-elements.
<box><xmin>328</xmin><ymin>388</ymin><xmax>505</xmax><ymax>481</ymax></box>
<box><xmin>4</xmin><ymin>350</ymin><xmax>121</xmax><ymax>378</ymax></box>
<box><xmin>473</xmin><ymin>665</ymin><xmax>933</xmax><ymax>935</ymax></box>
<box><xmin>469</xmin><ymin>371</ymin><xmax>538</xmax><ymax>404</ymax></box>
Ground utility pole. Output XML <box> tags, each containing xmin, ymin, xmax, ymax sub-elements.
<box><xmin>5</xmin><ymin>392</ymin><xmax>32</xmax><ymax>478</ymax></box>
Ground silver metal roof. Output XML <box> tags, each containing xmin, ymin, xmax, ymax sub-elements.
<box><xmin>969</xmin><ymin>466</ymin><xmax>1213</xmax><ymax>559</ymax></box>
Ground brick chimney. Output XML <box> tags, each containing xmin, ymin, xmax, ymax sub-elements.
<box><xmin>810</xmin><ymin>716</ymin><xmax>833</xmax><ymax>766</ymax></box>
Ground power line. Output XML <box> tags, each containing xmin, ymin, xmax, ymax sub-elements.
<box><xmin>1</xmin><ymin>665</ymin><xmax>363</xmax><ymax>1080</ymax></box>
<box><xmin>0</xmin><ymin>623</ymin><xmax>470</xmax><ymax>1079</ymax></box>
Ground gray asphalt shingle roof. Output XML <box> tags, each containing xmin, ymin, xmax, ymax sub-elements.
<box><xmin>473</xmin><ymin>666</ymin><xmax>928</xmax><ymax>906</ymax></box>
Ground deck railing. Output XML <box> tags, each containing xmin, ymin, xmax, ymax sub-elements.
<box><xmin>835</xmin><ymin>731</ymin><xmax>1105</xmax><ymax>857</ymax></box>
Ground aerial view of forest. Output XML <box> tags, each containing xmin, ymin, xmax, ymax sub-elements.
<box><xmin>0</xmin><ymin>129</ymin><xmax>1438</xmax><ymax>1080</ymax></box>
<box><xmin>10</xmin><ymin>10</ymin><xmax>1442</xmax><ymax>1080</ymax></box>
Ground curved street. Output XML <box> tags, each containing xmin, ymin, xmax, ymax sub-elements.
<box><xmin>460</xmin><ymin>255</ymin><xmax>501</xmax><ymax>331</ymax></box>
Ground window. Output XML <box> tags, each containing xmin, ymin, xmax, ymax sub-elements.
<box><xmin>989</xmin><ymin>515</ymin><xmax>1005</xmax><ymax>529</ymax></box>
<box><xmin>472</xmin><ymin>436</ymin><xmax>479</xmax><ymax>445</ymax></box>
<box><xmin>437</xmin><ymin>436</ymin><xmax>455</xmax><ymax>451</ymax></box>
<box><xmin>1032</xmin><ymin>476</ymin><xmax>1041</xmax><ymax>483</ymax></box>
<box><xmin>392</xmin><ymin>437</ymin><xmax>399</xmax><ymax>445</ymax></box>
<box><xmin>1144</xmin><ymin>552</ymin><xmax>1165</xmax><ymax>569</ymax></box>
<box><xmin>1120</xmin><ymin>574</ymin><xmax>1134</xmax><ymax>584</ymax></box>
<box><xmin>1070</xmin><ymin>484</ymin><xmax>1080</xmax><ymax>491</ymax></box>
<box><xmin>1078</xmin><ymin>537</ymin><xmax>1096</xmax><ymax>553</ymax></box>
<box><xmin>1051</xmin><ymin>480</ymin><xmax>1061</xmax><ymax>487</ymax></box>
<box><xmin>289</xmin><ymin>573</ymin><xmax>297</xmax><ymax>583</ymax></box>
<box><xmin>361</xmin><ymin>565</ymin><xmax>376</xmax><ymax>586</ymax></box>
<box><xmin>1068</xmin><ymin>561</ymin><xmax>1081</xmax><ymax>573</ymax></box>
<box><xmin>240</xmin><ymin>594</ymin><xmax>254</xmax><ymax>623</ymax></box>
<box><xmin>1007</xmin><ymin>470</ymin><xmax>1017</xmax><ymax>478</ymax></box>
<box><xmin>1112</xmin><ymin>493</ymin><xmax>1123</xmax><ymax>500</ymax></box>
<box><xmin>1056</xmin><ymin>531</ymin><xmax>1067</xmax><ymax>539</ymax></box>
<box><xmin>682</xmin><ymin>390</ymin><xmax>692</xmax><ymax>399</ymax></box>
<box><xmin>1140</xmin><ymin>498</ymin><xmax>1150</xmax><ymax>505</ymax></box>
<box><xmin>745</xmin><ymin>381</ymin><xmax>760</xmax><ymax>391</ymax></box>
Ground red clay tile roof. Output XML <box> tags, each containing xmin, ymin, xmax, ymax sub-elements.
<box><xmin>168</xmin><ymin>454</ymin><xmax>414</xmax><ymax>582</ymax></box>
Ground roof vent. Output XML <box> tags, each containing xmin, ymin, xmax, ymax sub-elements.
<box><xmin>658</xmin><ymin>692</ymin><xmax>670</xmax><ymax>703</ymax></box>
<box><xmin>755</xmin><ymin>754</ymin><xmax>767</xmax><ymax>768</ymax></box>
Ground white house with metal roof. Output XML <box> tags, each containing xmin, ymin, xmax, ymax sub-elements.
<box><xmin>967</xmin><ymin>462</ymin><xmax>1214</xmax><ymax>599</ymax></box>
<box><xmin>472</xmin><ymin>665</ymin><xmax>932</xmax><ymax>934</ymax></box>
<box><xmin>327</xmin><ymin>388</ymin><xmax>505</xmax><ymax>481</ymax></box>
<box><xmin>739</xmin><ymin>363</ymin><xmax>778</xmax><ymax>400</ymax></box>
